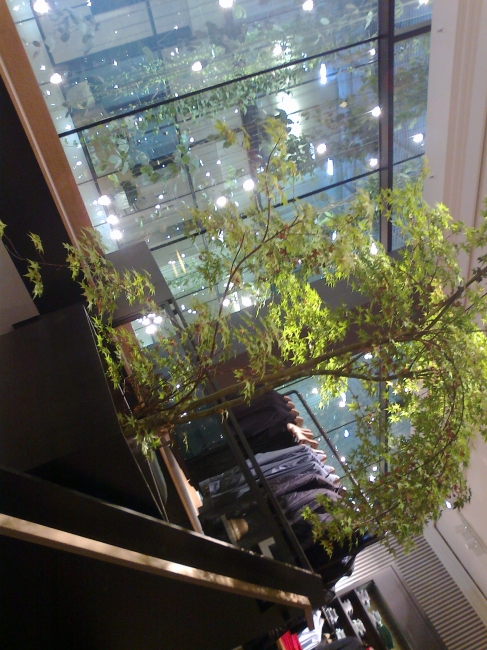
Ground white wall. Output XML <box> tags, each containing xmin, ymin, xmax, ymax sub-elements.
<box><xmin>422</xmin><ymin>0</ymin><xmax>487</xmax><ymax>625</ymax></box>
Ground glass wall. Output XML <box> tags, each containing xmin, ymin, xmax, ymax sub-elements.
<box><xmin>7</xmin><ymin>0</ymin><xmax>431</xmax><ymax>282</ymax></box>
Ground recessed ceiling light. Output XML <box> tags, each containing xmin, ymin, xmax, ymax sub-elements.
<box><xmin>216</xmin><ymin>196</ymin><xmax>228</xmax><ymax>207</ymax></box>
<box><xmin>49</xmin><ymin>73</ymin><xmax>63</xmax><ymax>84</ymax></box>
<box><xmin>316</xmin><ymin>143</ymin><xmax>327</xmax><ymax>155</ymax></box>
<box><xmin>243</xmin><ymin>179</ymin><xmax>255</xmax><ymax>191</ymax></box>
<box><xmin>413</xmin><ymin>133</ymin><xmax>424</xmax><ymax>143</ymax></box>
<box><xmin>33</xmin><ymin>0</ymin><xmax>50</xmax><ymax>13</ymax></box>
<box><xmin>191</xmin><ymin>61</ymin><xmax>203</xmax><ymax>72</ymax></box>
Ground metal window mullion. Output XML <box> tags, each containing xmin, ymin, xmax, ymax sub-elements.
<box><xmin>378</xmin><ymin>0</ymin><xmax>395</xmax><ymax>252</ymax></box>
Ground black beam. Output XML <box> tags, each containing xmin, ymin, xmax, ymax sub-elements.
<box><xmin>378</xmin><ymin>0</ymin><xmax>395</xmax><ymax>250</ymax></box>
<box><xmin>0</xmin><ymin>465</ymin><xmax>324</xmax><ymax>608</ymax></box>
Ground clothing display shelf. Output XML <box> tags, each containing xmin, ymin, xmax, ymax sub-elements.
<box><xmin>326</xmin><ymin>582</ymin><xmax>410</xmax><ymax>650</ymax></box>
<box><xmin>330</xmin><ymin>566</ymin><xmax>445</xmax><ymax>650</ymax></box>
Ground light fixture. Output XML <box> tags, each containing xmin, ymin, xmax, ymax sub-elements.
<box><xmin>216</xmin><ymin>196</ymin><xmax>228</xmax><ymax>208</ymax></box>
<box><xmin>243</xmin><ymin>178</ymin><xmax>255</xmax><ymax>191</ymax></box>
<box><xmin>369</xmin><ymin>48</ymin><xmax>376</xmax><ymax>57</ymax></box>
<box><xmin>145</xmin><ymin>323</ymin><xmax>157</xmax><ymax>335</ymax></box>
<box><xmin>369</xmin><ymin>474</ymin><xmax>376</xmax><ymax>482</ymax></box>
<box><xmin>141</xmin><ymin>317</ymin><xmax>151</xmax><ymax>326</ymax></box>
<box><xmin>33</xmin><ymin>0</ymin><xmax>50</xmax><ymax>13</ymax></box>
<box><xmin>222</xmin><ymin>298</ymin><xmax>231</xmax><ymax>307</ymax></box>
<box><xmin>311</xmin><ymin>387</ymin><xmax>318</xmax><ymax>395</ymax></box>
<box><xmin>372</xmin><ymin>465</ymin><xmax>378</xmax><ymax>472</ymax></box>
<box><xmin>158</xmin><ymin>194</ymin><xmax>164</xmax><ymax>199</ymax></box>
<box><xmin>371</xmin><ymin>106</ymin><xmax>381</xmax><ymax>117</ymax></box>
<box><xmin>369</xmin><ymin>157</ymin><xmax>379</xmax><ymax>167</ymax></box>
<box><xmin>219</xmin><ymin>0</ymin><xmax>234</xmax><ymax>7</ymax></box>
<box><xmin>302</xmin><ymin>0</ymin><xmax>313</xmax><ymax>10</ymax></box>
<box><xmin>153</xmin><ymin>315</ymin><xmax>163</xmax><ymax>324</ymax></box>
<box><xmin>316</xmin><ymin>143</ymin><xmax>327</xmax><ymax>155</ymax></box>
<box><xmin>326</xmin><ymin>158</ymin><xmax>334</xmax><ymax>175</ymax></box>
<box><xmin>319</xmin><ymin>63</ymin><xmax>327</xmax><ymax>84</ymax></box>
<box><xmin>110</xmin><ymin>229</ymin><xmax>122</xmax><ymax>240</ymax></box>
<box><xmin>98</xmin><ymin>195</ymin><xmax>111</xmax><ymax>206</ymax></box>
<box><xmin>413</xmin><ymin>133</ymin><xmax>424</xmax><ymax>143</ymax></box>
<box><xmin>370</xmin><ymin>242</ymin><xmax>378</xmax><ymax>255</ymax></box>
<box><xmin>272</xmin><ymin>43</ymin><xmax>283</xmax><ymax>56</ymax></box>
<box><xmin>191</xmin><ymin>61</ymin><xmax>203</xmax><ymax>72</ymax></box>
<box><xmin>107</xmin><ymin>215</ymin><xmax>119</xmax><ymax>225</ymax></box>
<box><xmin>340</xmin><ymin>456</ymin><xmax>346</xmax><ymax>463</ymax></box>
<box><xmin>344</xmin><ymin>429</ymin><xmax>350</xmax><ymax>438</ymax></box>
<box><xmin>49</xmin><ymin>73</ymin><xmax>63</xmax><ymax>84</ymax></box>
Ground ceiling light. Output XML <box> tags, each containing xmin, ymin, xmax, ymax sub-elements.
<box><xmin>371</xmin><ymin>106</ymin><xmax>381</xmax><ymax>117</ymax></box>
<box><xmin>326</xmin><ymin>158</ymin><xmax>334</xmax><ymax>175</ymax></box>
<box><xmin>216</xmin><ymin>196</ymin><xmax>228</xmax><ymax>207</ymax></box>
<box><xmin>145</xmin><ymin>324</ymin><xmax>157</xmax><ymax>335</ymax></box>
<box><xmin>344</xmin><ymin>430</ymin><xmax>350</xmax><ymax>438</ymax></box>
<box><xmin>302</xmin><ymin>0</ymin><xmax>313</xmax><ymax>10</ymax></box>
<box><xmin>110</xmin><ymin>229</ymin><xmax>122</xmax><ymax>240</ymax></box>
<box><xmin>219</xmin><ymin>0</ymin><xmax>234</xmax><ymax>7</ymax></box>
<box><xmin>316</xmin><ymin>143</ymin><xmax>327</xmax><ymax>155</ymax></box>
<box><xmin>272</xmin><ymin>44</ymin><xmax>283</xmax><ymax>56</ymax></box>
<box><xmin>319</xmin><ymin>63</ymin><xmax>327</xmax><ymax>84</ymax></box>
<box><xmin>243</xmin><ymin>178</ymin><xmax>255</xmax><ymax>191</ymax></box>
<box><xmin>369</xmin><ymin>48</ymin><xmax>376</xmax><ymax>56</ymax></box>
<box><xmin>153</xmin><ymin>316</ymin><xmax>163</xmax><ymax>324</ymax></box>
<box><xmin>33</xmin><ymin>0</ymin><xmax>50</xmax><ymax>13</ymax></box>
<box><xmin>49</xmin><ymin>73</ymin><xmax>63</xmax><ymax>84</ymax></box>
<box><xmin>98</xmin><ymin>195</ymin><xmax>111</xmax><ymax>206</ymax></box>
<box><xmin>191</xmin><ymin>61</ymin><xmax>203</xmax><ymax>72</ymax></box>
<box><xmin>369</xmin><ymin>157</ymin><xmax>379</xmax><ymax>167</ymax></box>
<box><xmin>106</xmin><ymin>215</ymin><xmax>119</xmax><ymax>225</ymax></box>
<box><xmin>141</xmin><ymin>317</ymin><xmax>151</xmax><ymax>326</ymax></box>
<box><xmin>413</xmin><ymin>133</ymin><xmax>424</xmax><ymax>143</ymax></box>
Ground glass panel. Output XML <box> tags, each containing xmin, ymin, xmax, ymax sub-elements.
<box><xmin>391</xmin><ymin>156</ymin><xmax>424</xmax><ymax>250</ymax></box>
<box><xmin>7</xmin><ymin>0</ymin><xmax>378</xmax><ymax>131</ymax></box>
<box><xmin>393</xmin><ymin>33</ymin><xmax>430</xmax><ymax>165</ymax></box>
<box><xmin>395</xmin><ymin>0</ymin><xmax>432</xmax><ymax>31</ymax></box>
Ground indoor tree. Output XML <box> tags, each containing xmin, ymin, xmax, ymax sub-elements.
<box><xmin>3</xmin><ymin>117</ymin><xmax>487</xmax><ymax>554</ymax></box>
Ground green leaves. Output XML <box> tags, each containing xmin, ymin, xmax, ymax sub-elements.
<box><xmin>24</xmin><ymin>260</ymin><xmax>43</xmax><ymax>298</ymax></box>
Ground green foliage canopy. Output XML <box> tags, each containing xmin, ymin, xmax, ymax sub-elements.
<box><xmin>4</xmin><ymin>117</ymin><xmax>487</xmax><ymax>553</ymax></box>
